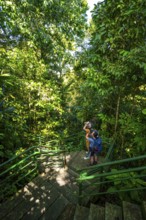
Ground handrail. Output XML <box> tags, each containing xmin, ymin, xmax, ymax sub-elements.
<box><xmin>0</xmin><ymin>146</ymin><xmax>38</xmax><ymax>168</ymax></box>
<box><xmin>104</xmin><ymin>142</ymin><xmax>115</xmax><ymax>161</ymax></box>
<box><xmin>0</xmin><ymin>138</ymin><xmax>62</xmax><ymax>168</ymax></box>
<box><xmin>0</xmin><ymin>161</ymin><xmax>34</xmax><ymax>185</ymax></box>
<box><xmin>0</xmin><ymin>152</ymin><xmax>39</xmax><ymax>177</ymax></box>
<box><xmin>77</xmin><ymin>141</ymin><xmax>114</xmax><ymax>175</ymax></box>
<box><xmin>78</xmin><ymin>165</ymin><xmax>146</xmax><ymax>181</ymax></box>
<box><xmin>78</xmin><ymin>186</ymin><xmax>146</xmax><ymax>199</ymax></box>
<box><xmin>1</xmin><ymin>134</ymin><xmax>145</xmax><ymax>206</ymax></box>
<box><xmin>78</xmin><ymin>154</ymin><xmax>146</xmax><ymax>173</ymax></box>
<box><xmin>77</xmin><ymin>152</ymin><xmax>146</xmax><ymax>203</ymax></box>
<box><xmin>0</xmin><ymin>144</ymin><xmax>67</xmax><ymax>203</ymax></box>
<box><xmin>0</xmin><ymin>132</ymin><xmax>83</xmax><ymax>203</ymax></box>
<box><xmin>89</xmin><ymin>173</ymin><xmax>146</xmax><ymax>187</ymax></box>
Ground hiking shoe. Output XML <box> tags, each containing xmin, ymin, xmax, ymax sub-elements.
<box><xmin>84</xmin><ymin>151</ymin><xmax>90</xmax><ymax>159</ymax></box>
<box><xmin>84</xmin><ymin>156</ymin><xmax>90</xmax><ymax>160</ymax></box>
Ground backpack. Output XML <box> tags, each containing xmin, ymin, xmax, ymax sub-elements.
<box><xmin>93</xmin><ymin>137</ymin><xmax>102</xmax><ymax>153</ymax></box>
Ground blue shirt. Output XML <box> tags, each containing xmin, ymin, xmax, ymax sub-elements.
<box><xmin>87</xmin><ymin>137</ymin><xmax>102</xmax><ymax>152</ymax></box>
<box><xmin>87</xmin><ymin>137</ymin><xmax>94</xmax><ymax>148</ymax></box>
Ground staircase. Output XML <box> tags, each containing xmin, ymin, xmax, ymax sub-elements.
<box><xmin>0</xmin><ymin>150</ymin><xmax>145</xmax><ymax>220</ymax></box>
<box><xmin>72</xmin><ymin>201</ymin><xmax>146</xmax><ymax>220</ymax></box>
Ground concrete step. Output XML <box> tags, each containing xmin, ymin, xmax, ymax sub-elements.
<box><xmin>123</xmin><ymin>201</ymin><xmax>143</xmax><ymax>220</ymax></box>
<box><xmin>105</xmin><ymin>202</ymin><xmax>122</xmax><ymax>220</ymax></box>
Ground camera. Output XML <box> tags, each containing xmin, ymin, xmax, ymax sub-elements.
<box><xmin>84</xmin><ymin>121</ymin><xmax>91</xmax><ymax>128</ymax></box>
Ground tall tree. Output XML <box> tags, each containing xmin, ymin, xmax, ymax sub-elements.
<box><xmin>71</xmin><ymin>0</ymin><xmax>146</xmax><ymax>157</ymax></box>
<box><xmin>0</xmin><ymin>0</ymin><xmax>88</xmax><ymax>158</ymax></box>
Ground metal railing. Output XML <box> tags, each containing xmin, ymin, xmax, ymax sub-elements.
<box><xmin>0</xmin><ymin>140</ymin><xmax>66</xmax><ymax>203</ymax></box>
<box><xmin>2</xmin><ymin>134</ymin><xmax>145</xmax><ymax>207</ymax></box>
<box><xmin>77</xmin><ymin>151</ymin><xmax>146</xmax><ymax>203</ymax></box>
<box><xmin>0</xmin><ymin>132</ymin><xmax>84</xmax><ymax>203</ymax></box>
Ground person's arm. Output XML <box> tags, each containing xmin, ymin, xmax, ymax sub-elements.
<box><xmin>83</xmin><ymin>124</ymin><xmax>87</xmax><ymax>131</ymax></box>
<box><xmin>83</xmin><ymin>121</ymin><xmax>91</xmax><ymax>131</ymax></box>
<box><xmin>86</xmin><ymin>136</ymin><xmax>94</xmax><ymax>149</ymax></box>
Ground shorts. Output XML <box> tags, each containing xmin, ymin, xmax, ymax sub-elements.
<box><xmin>89</xmin><ymin>146</ymin><xmax>99</xmax><ymax>156</ymax></box>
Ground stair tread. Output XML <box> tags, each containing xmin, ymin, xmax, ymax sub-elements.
<box><xmin>123</xmin><ymin>201</ymin><xmax>143</xmax><ymax>220</ymax></box>
<box><xmin>4</xmin><ymin>183</ymin><xmax>59</xmax><ymax>220</ymax></box>
<box><xmin>73</xmin><ymin>204</ymin><xmax>90</xmax><ymax>220</ymax></box>
<box><xmin>105</xmin><ymin>202</ymin><xmax>122</xmax><ymax>220</ymax></box>
<box><xmin>57</xmin><ymin>203</ymin><xmax>76</xmax><ymax>220</ymax></box>
<box><xmin>1</xmin><ymin>150</ymin><xmax>145</xmax><ymax>220</ymax></box>
<box><xmin>89</xmin><ymin>203</ymin><xmax>105</xmax><ymax>220</ymax></box>
<box><xmin>38</xmin><ymin>194</ymin><xmax>69</xmax><ymax>220</ymax></box>
<box><xmin>142</xmin><ymin>201</ymin><xmax>146</xmax><ymax>220</ymax></box>
<box><xmin>66</xmin><ymin>151</ymin><xmax>79</xmax><ymax>167</ymax></box>
<box><xmin>4</xmin><ymin>182</ymin><xmax>59</xmax><ymax>220</ymax></box>
<box><xmin>67</xmin><ymin>151</ymin><xmax>90</xmax><ymax>171</ymax></box>
<box><xmin>0</xmin><ymin>173</ymin><xmax>51</xmax><ymax>219</ymax></box>
<box><xmin>47</xmin><ymin>167</ymin><xmax>79</xmax><ymax>204</ymax></box>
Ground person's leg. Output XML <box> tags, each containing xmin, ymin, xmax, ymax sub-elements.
<box><xmin>89</xmin><ymin>150</ymin><xmax>94</xmax><ymax>165</ymax></box>
<box><xmin>84</xmin><ymin>138</ymin><xmax>90</xmax><ymax>159</ymax></box>
<box><xmin>86</xmin><ymin>139</ymin><xmax>89</xmax><ymax>151</ymax></box>
<box><xmin>90</xmin><ymin>155</ymin><xmax>94</xmax><ymax>165</ymax></box>
<box><xmin>94</xmin><ymin>153</ymin><xmax>98</xmax><ymax>164</ymax></box>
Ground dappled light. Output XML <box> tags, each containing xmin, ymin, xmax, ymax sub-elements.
<box><xmin>0</xmin><ymin>149</ymin><xmax>146</xmax><ymax>219</ymax></box>
<box><xmin>0</xmin><ymin>0</ymin><xmax>146</xmax><ymax>219</ymax></box>
<box><xmin>0</xmin><ymin>151</ymin><xmax>81</xmax><ymax>218</ymax></box>
<box><xmin>56</xmin><ymin>167</ymin><xmax>70</xmax><ymax>186</ymax></box>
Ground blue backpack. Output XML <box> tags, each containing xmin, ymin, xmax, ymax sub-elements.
<box><xmin>93</xmin><ymin>137</ymin><xmax>102</xmax><ymax>153</ymax></box>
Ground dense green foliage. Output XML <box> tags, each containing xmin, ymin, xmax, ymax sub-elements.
<box><xmin>0</xmin><ymin>0</ymin><xmax>145</xmax><ymax>157</ymax></box>
<box><xmin>0</xmin><ymin>0</ymin><xmax>146</xmax><ymax>204</ymax></box>
<box><xmin>0</xmin><ymin>0</ymin><xmax>88</xmax><ymax>160</ymax></box>
<box><xmin>70</xmin><ymin>0</ymin><xmax>146</xmax><ymax>159</ymax></box>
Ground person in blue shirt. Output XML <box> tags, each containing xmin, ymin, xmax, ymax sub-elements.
<box><xmin>86</xmin><ymin>129</ymin><xmax>102</xmax><ymax>165</ymax></box>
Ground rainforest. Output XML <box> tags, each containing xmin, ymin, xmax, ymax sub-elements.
<box><xmin>0</xmin><ymin>0</ymin><xmax>146</xmax><ymax>207</ymax></box>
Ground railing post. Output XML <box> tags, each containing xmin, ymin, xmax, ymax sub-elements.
<box><xmin>99</xmin><ymin>166</ymin><xmax>104</xmax><ymax>192</ymax></box>
<box><xmin>63</xmin><ymin>153</ymin><xmax>67</xmax><ymax>168</ymax></box>
<box><xmin>59</xmin><ymin>138</ymin><xmax>67</xmax><ymax>168</ymax></box>
<box><xmin>34</xmin><ymin>148</ymin><xmax>40</xmax><ymax>174</ymax></box>
<box><xmin>78</xmin><ymin>182</ymin><xmax>82</xmax><ymax>205</ymax></box>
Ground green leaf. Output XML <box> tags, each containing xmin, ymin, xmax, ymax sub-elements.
<box><xmin>142</xmin><ymin>109</ymin><xmax>146</xmax><ymax>115</ymax></box>
<box><xmin>107</xmin><ymin>186</ymin><xmax>117</xmax><ymax>193</ymax></box>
